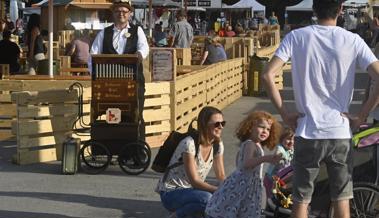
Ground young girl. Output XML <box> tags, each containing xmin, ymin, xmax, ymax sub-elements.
<box><xmin>267</xmin><ymin>127</ymin><xmax>295</xmax><ymax>176</ymax></box>
<box><xmin>205</xmin><ymin>111</ymin><xmax>282</xmax><ymax>218</ymax></box>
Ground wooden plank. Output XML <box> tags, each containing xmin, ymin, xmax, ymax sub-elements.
<box><xmin>11</xmin><ymin>89</ymin><xmax>79</xmax><ymax>105</ymax></box>
<box><xmin>146</xmin><ymin>121</ymin><xmax>171</xmax><ymax>134</ymax></box>
<box><xmin>18</xmin><ymin>133</ymin><xmax>67</xmax><ymax>149</ymax></box>
<box><xmin>0</xmin><ymin>94</ymin><xmax>11</xmax><ymax>102</ymax></box>
<box><xmin>0</xmin><ymin>119</ymin><xmax>13</xmax><ymax>128</ymax></box>
<box><xmin>0</xmin><ymin>104</ymin><xmax>16</xmax><ymax>116</ymax></box>
<box><xmin>17</xmin><ymin>104</ymin><xmax>90</xmax><ymax>118</ymax></box>
<box><xmin>14</xmin><ymin>116</ymin><xmax>77</xmax><ymax>136</ymax></box>
<box><xmin>145</xmin><ymin>95</ymin><xmax>170</xmax><ymax>107</ymax></box>
<box><xmin>146</xmin><ymin>132</ymin><xmax>170</xmax><ymax>148</ymax></box>
<box><xmin>143</xmin><ymin>107</ymin><xmax>170</xmax><ymax>122</ymax></box>
<box><xmin>16</xmin><ymin>147</ymin><xmax>58</xmax><ymax>165</ymax></box>
<box><xmin>0</xmin><ymin>80</ymin><xmax>23</xmax><ymax>91</ymax></box>
<box><xmin>0</xmin><ymin>129</ymin><xmax>14</xmax><ymax>141</ymax></box>
<box><xmin>145</xmin><ymin>82</ymin><xmax>170</xmax><ymax>95</ymax></box>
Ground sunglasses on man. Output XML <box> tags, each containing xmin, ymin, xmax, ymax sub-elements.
<box><xmin>209</xmin><ymin>121</ymin><xmax>226</xmax><ymax>128</ymax></box>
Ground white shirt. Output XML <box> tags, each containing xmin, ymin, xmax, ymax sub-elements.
<box><xmin>275</xmin><ymin>25</ymin><xmax>377</xmax><ymax>139</ymax></box>
<box><xmin>89</xmin><ymin>24</ymin><xmax>149</xmax><ymax>72</ymax></box>
<box><xmin>155</xmin><ymin>136</ymin><xmax>224</xmax><ymax>193</ymax></box>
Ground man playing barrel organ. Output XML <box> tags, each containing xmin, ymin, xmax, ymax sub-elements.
<box><xmin>90</xmin><ymin>0</ymin><xmax>149</xmax><ymax>139</ymax></box>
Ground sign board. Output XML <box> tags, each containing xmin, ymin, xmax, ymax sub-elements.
<box><xmin>152</xmin><ymin>49</ymin><xmax>175</xmax><ymax>81</ymax></box>
<box><xmin>106</xmin><ymin>108</ymin><xmax>121</xmax><ymax>124</ymax></box>
<box><xmin>173</xmin><ymin>0</ymin><xmax>221</xmax><ymax>8</ymax></box>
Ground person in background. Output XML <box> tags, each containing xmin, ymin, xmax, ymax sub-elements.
<box><xmin>90</xmin><ymin>0</ymin><xmax>149</xmax><ymax>140</ymax></box>
<box><xmin>269</xmin><ymin>11</ymin><xmax>279</xmax><ymax>25</ymax></box>
<box><xmin>25</xmin><ymin>13</ymin><xmax>45</xmax><ymax>75</ymax></box>
<box><xmin>0</xmin><ymin>30</ymin><xmax>20</xmax><ymax>74</ymax></box>
<box><xmin>169</xmin><ymin>10</ymin><xmax>193</xmax><ymax>48</ymax></box>
<box><xmin>262</xmin><ymin>0</ymin><xmax>379</xmax><ymax>217</ymax></box>
<box><xmin>224</xmin><ymin>25</ymin><xmax>235</xmax><ymax>37</ymax></box>
<box><xmin>266</xmin><ymin>127</ymin><xmax>295</xmax><ymax>177</ymax></box>
<box><xmin>152</xmin><ymin>23</ymin><xmax>167</xmax><ymax>47</ymax></box>
<box><xmin>155</xmin><ymin>106</ymin><xmax>226</xmax><ymax>218</ymax></box>
<box><xmin>206</xmin><ymin>110</ymin><xmax>282</xmax><ymax>218</ymax></box>
<box><xmin>200</xmin><ymin>36</ymin><xmax>227</xmax><ymax>65</ymax></box>
<box><xmin>64</xmin><ymin>17</ymin><xmax>75</xmax><ymax>30</ymax></box>
<box><xmin>66</xmin><ymin>29</ymin><xmax>91</xmax><ymax>67</ymax></box>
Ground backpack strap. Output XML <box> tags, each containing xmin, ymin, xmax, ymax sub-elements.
<box><xmin>162</xmin><ymin>134</ymin><xmax>220</xmax><ymax>183</ymax></box>
<box><xmin>162</xmin><ymin>133</ymin><xmax>199</xmax><ymax>183</ymax></box>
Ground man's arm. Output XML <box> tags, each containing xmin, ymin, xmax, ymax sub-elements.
<box><xmin>136</xmin><ymin>26</ymin><xmax>149</xmax><ymax>60</ymax></box>
<box><xmin>351</xmin><ymin>61</ymin><xmax>379</xmax><ymax>129</ymax></box>
<box><xmin>262</xmin><ymin>56</ymin><xmax>302</xmax><ymax>129</ymax></box>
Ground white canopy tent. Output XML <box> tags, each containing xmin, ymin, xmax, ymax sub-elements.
<box><xmin>343</xmin><ymin>0</ymin><xmax>368</xmax><ymax>7</ymax></box>
<box><xmin>286</xmin><ymin>0</ymin><xmax>313</xmax><ymax>11</ymax></box>
<box><xmin>222</xmin><ymin>0</ymin><xmax>265</xmax><ymax>11</ymax></box>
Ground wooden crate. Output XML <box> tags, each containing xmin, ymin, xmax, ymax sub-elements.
<box><xmin>11</xmin><ymin>89</ymin><xmax>87</xmax><ymax>165</ymax></box>
<box><xmin>0</xmin><ymin>78</ymin><xmax>91</xmax><ymax>143</ymax></box>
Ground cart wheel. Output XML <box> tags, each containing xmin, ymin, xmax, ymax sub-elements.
<box><xmin>80</xmin><ymin>141</ymin><xmax>111</xmax><ymax>174</ymax></box>
<box><xmin>118</xmin><ymin>141</ymin><xmax>151</xmax><ymax>175</ymax></box>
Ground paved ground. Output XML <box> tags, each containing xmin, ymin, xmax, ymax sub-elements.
<box><xmin>0</xmin><ymin>70</ymin><xmax>375</xmax><ymax>218</ymax></box>
<box><xmin>0</xmin><ymin>95</ymin><xmax>266</xmax><ymax>218</ymax></box>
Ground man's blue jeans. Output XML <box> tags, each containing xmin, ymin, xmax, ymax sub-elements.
<box><xmin>160</xmin><ymin>188</ymin><xmax>212</xmax><ymax>218</ymax></box>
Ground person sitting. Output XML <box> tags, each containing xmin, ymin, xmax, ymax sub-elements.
<box><xmin>152</xmin><ymin>23</ymin><xmax>167</xmax><ymax>47</ymax></box>
<box><xmin>66</xmin><ymin>29</ymin><xmax>90</xmax><ymax>67</ymax></box>
<box><xmin>224</xmin><ymin>25</ymin><xmax>236</xmax><ymax>37</ymax></box>
<box><xmin>0</xmin><ymin>30</ymin><xmax>21</xmax><ymax>74</ymax></box>
<box><xmin>155</xmin><ymin>106</ymin><xmax>226</xmax><ymax>218</ymax></box>
<box><xmin>200</xmin><ymin>36</ymin><xmax>227</xmax><ymax>65</ymax></box>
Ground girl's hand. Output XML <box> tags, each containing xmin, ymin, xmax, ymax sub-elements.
<box><xmin>267</xmin><ymin>153</ymin><xmax>282</xmax><ymax>164</ymax></box>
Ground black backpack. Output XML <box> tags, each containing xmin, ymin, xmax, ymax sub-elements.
<box><xmin>152</xmin><ymin>121</ymin><xmax>219</xmax><ymax>173</ymax></box>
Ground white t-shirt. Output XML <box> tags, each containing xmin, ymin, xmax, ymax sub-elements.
<box><xmin>155</xmin><ymin>136</ymin><xmax>224</xmax><ymax>193</ymax></box>
<box><xmin>275</xmin><ymin>25</ymin><xmax>377</xmax><ymax>139</ymax></box>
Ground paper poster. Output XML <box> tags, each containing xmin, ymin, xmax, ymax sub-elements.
<box><xmin>152</xmin><ymin>50</ymin><xmax>174</xmax><ymax>81</ymax></box>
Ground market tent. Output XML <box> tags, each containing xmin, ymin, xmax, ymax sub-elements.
<box><xmin>286</xmin><ymin>0</ymin><xmax>312</xmax><ymax>11</ymax></box>
<box><xmin>343</xmin><ymin>0</ymin><xmax>368</xmax><ymax>7</ymax></box>
<box><xmin>222</xmin><ymin>0</ymin><xmax>265</xmax><ymax>11</ymax></box>
<box><xmin>133</xmin><ymin>0</ymin><xmax>180</xmax><ymax>7</ymax></box>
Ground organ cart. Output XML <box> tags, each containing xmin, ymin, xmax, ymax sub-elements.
<box><xmin>79</xmin><ymin>54</ymin><xmax>151</xmax><ymax>175</ymax></box>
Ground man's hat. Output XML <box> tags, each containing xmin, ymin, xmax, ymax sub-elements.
<box><xmin>111</xmin><ymin>0</ymin><xmax>134</xmax><ymax>11</ymax></box>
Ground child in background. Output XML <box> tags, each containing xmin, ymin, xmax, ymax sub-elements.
<box><xmin>205</xmin><ymin>111</ymin><xmax>283</xmax><ymax>218</ymax></box>
<box><xmin>266</xmin><ymin>127</ymin><xmax>295</xmax><ymax>177</ymax></box>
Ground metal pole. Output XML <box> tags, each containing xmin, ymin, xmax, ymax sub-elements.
<box><xmin>48</xmin><ymin>0</ymin><xmax>53</xmax><ymax>78</ymax></box>
<box><xmin>149</xmin><ymin>0</ymin><xmax>152</xmax><ymax>38</ymax></box>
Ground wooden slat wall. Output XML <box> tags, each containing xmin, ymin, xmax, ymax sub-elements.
<box><xmin>12</xmin><ymin>90</ymin><xmax>81</xmax><ymax>165</ymax></box>
<box><xmin>173</xmin><ymin>58</ymin><xmax>244</xmax><ymax>132</ymax></box>
<box><xmin>4</xmin><ymin>58</ymin><xmax>246</xmax><ymax>164</ymax></box>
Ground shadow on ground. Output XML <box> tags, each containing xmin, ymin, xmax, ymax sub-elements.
<box><xmin>0</xmin><ymin>191</ymin><xmax>165</xmax><ymax>218</ymax></box>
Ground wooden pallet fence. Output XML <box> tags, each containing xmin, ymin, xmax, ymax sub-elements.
<box><xmin>144</xmin><ymin>82</ymin><xmax>171</xmax><ymax>148</ymax></box>
<box><xmin>173</xmin><ymin>58</ymin><xmax>244</xmax><ymax>132</ymax></box>
<box><xmin>11</xmin><ymin>89</ymin><xmax>84</xmax><ymax>165</ymax></box>
<box><xmin>0</xmin><ymin>79</ymin><xmax>92</xmax><ymax>143</ymax></box>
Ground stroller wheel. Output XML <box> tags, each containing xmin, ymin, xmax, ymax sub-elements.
<box><xmin>80</xmin><ymin>140</ymin><xmax>111</xmax><ymax>174</ymax></box>
<box><xmin>118</xmin><ymin>141</ymin><xmax>151</xmax><ymax>175</ymax></box>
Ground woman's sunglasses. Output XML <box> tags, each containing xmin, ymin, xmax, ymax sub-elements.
<box><xmin>209</xmin><ymin>121</ymin><xmax>226</xmax><ymax>128</ymax></box>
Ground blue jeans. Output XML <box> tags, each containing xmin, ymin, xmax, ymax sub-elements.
<box><xmin>160</xmin><ymin>188</ymin><xmax>212</xmax><ymax>218</ymax></box>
